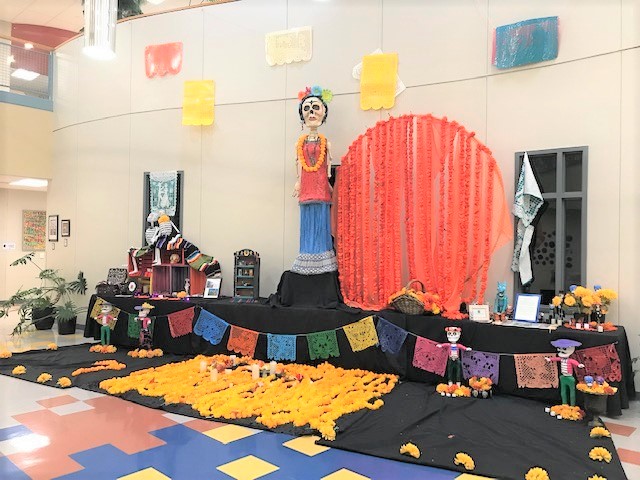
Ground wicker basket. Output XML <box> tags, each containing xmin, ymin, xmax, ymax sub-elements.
<box><xmin>390</xmin><ymin>279</ymin><xmax>426</xmax><ymax>315</ymax></box>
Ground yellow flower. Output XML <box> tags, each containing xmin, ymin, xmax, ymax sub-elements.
<box><xmin>399</xmin><ymin>442</ymin><xmax>420</xmax><ymax>458</ymax></box>
<box><xmin>12</xmin><ymin>365</ymin><xmax>26</xmax><ymax>375</ymax></box>
<box><xmin>552</xmin><ymin>296</ymin><xmax>562</xmax><ymax>307</ymax></box>
<box><xmin>453</xmin><ymin>452</ymin><xmax>474</xmax><ymax>470</ymax></box>
<box><xmin>573</xmin><ymin>286</ymin><xmax>590</xmax><ymax>297</ymax></box>
<box><xmin>37</xmin><ymin>373</ymin><xmax>52</xmax><ymax>383</ymax></box>
<box><xmin>590</xmin><ymin>427</ymin><xmax>611</xmax><ymax>438</ymax></box>
<box><xmin>589</xmin><ymin>447</ymin><xmax>612</xmax><ymax>463</ymax></box>
<box><xmin>432</xmin><ymin>306</ymin><xmax>441</xmax><ymax>315</ymax></box>
<box><xmin>57</xmin><ymin>377</ymin><xmax>72</xmax><ymax>388</ymax></box>
<box><xmin>588</xmin><ymin>475</ymin><xmax>607</xmax><ymax>480</ymax></box>
<box><xmin>0</xmin><ymin>350</ymin><xmax>12</xmax><ymax>358</ymax></box>
<box><xmin>564</xmin><ymin>295</ymin><xmax>576</xmax><ymax>307</ymax></box>
<box><xmin>46</xmin><ymin>343</ymin><xmax>58</xmax><ymax>350</ymax></box>
<box><xmin>525</xmin><ymin>467</ymin><xmax>549</xmax><ymax>480</ymax></box>
<box><xmin>582</xmin><ymin>296</ymin><xmax>594</xmax><ymax>308</ymax></box>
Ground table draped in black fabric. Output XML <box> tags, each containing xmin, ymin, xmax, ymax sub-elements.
<box><xmin>84</xmin><ymin>295</ymin><xmax>635</xmax><ymax>416</ymax></box>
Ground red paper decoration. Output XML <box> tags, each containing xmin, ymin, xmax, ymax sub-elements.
<box><xmin>145</xmin><ymin>42</ymin><xmax>183</xmax><ymax>78</ymax></box>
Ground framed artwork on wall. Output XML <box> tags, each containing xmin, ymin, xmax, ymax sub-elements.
<box><xmin>48</xmin><ymin>215</ymin><xmax>58</xmax><ymax>242</ymax></box>
<box><xmin>22</xmin><ymin>210</ymin><xmax>46</xmax><ymax>251</ymax></box>
<box><xmin>61</xmin><ymin>219</ymin><xmax>71</xmax><ymax>237</ymax></box>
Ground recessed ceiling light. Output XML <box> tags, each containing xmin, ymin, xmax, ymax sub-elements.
<box><xmin>9</xmin><ymin>178</ymin><xmax>48</xmax><ymax>188</ymax></box>
<box><xmin>24</xmin><ymin>42</ymin><xmax>34</xmax><ymax>49</ymax></box>
<box><xmin>146</xmin><ymin>0</ymin><xmax>165</xmax><ymax>4</ymax></box>
<box><xmin>11</xmin><ymin>69</ymin><xmax>40</xmax><ymax>81</ymax></box>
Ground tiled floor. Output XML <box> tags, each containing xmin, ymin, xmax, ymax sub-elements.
<box><xmin>1</xmin><ymin>318</ymin><xmax>639</xmax><ymax>480</ymax></box>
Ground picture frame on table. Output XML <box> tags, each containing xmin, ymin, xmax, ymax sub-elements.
<box><xmin>48</xmin><ymin>215</ymin><xmax>59</xmax><ymax>242</ymax></box>
<box><xmin>60</xmin><ymin>219</ymin><xmax>71</xmax><ymax>237</ymax></box>
<box><xmin>203</xmin><ymin>277</ymin><xmax>222</xmax><ymax>298</ymax></box>
<box><xmin>469</xmin><ymin>304</ymin><xmax>491</xmax><ymax>323</ymax></box>
<box><xmin>513</xmin><ymin>293</ymin><xmax>542</xmax><ymax>322</ymax></box>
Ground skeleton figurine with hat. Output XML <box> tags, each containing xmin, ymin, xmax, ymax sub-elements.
<box><xmin>135</xmin><ymin>302</ymin><xmax>155</xmax><ymax>350</ymax></box>
<box><xmin>94</xmin><ymin>301</ymin><xmax>116</xmax><ymax>346</ymax></box>
<box><xmin>437</xmin><ymin>326</ymin><xmax>472</xmax><ymax>386</ymax></box>
<box><xmin>545</xmin><ymin>339</ymin><xmax>585</xmax><ymax>406</ymax></box>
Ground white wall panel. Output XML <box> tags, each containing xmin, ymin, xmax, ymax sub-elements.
<box><xmin>285</xmin><ymin>0</ymin><xmax>382</xmax><ymax>98</ymax></box>
<box><xmin>203</xmin><ymin>0</ymin><xmax>286</xmax><ymax>104</ymax></box>
<box><xmin>622</xmin><ymin>0</ymin><xmax>640</xmax><ymax>48</ymax></box>
<box><xmin>383</xmin><ymin>0</ymin><xmax>488</xmax><ymax>87</ymax></box>
<box><xmin>53</xmin><ymin>38</ymin><xmax>80</xmax><ymax>130</ymax></box>
<box><xmin>76</xmin><ymin>22</ymin><xmax>132</xmax><ymax>123</ymax></box>
<box><xmin>201</xmin><ymin>101</ymin><xmax>285</xmax><ymax>297</ymax></box>
<box><xmin>130</xmin><ymin>8</ymin><xmax>204</xmax><ymax>112</ymax></box>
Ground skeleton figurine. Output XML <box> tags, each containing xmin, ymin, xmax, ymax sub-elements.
<box><xmin>94</xmin><ymin>301</ymin><xmax>116</xmax><ymax>346</ymax></box>
<box><xmin>545</xmin><ymin>339</ymin><xmax>585</xmax><ymax>406</ymax></box>
<box><xmin>135</xmin><ymin>302</ymin><xmax>155</xmax><ymax>350</ymax></box>
<box><xmin>437</xmin><ymin>326</ymin><xmax>472</xmax><ymax>386</ymax></box>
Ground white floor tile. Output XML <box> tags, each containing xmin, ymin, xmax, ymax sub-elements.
<box><xmin>49</xmin><ymin>401</ymin><xmax>94</xmax><ymax>416</ymax></box>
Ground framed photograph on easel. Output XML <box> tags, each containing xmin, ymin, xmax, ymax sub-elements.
<box><xmin>514</xmin><ymin>293</ymin><xmax>542</xmax><ymax>322</ymax></box>
<box><xmin>469</xmin><ymin>304</ymin><xmax>491</xmax><ymax>323</ymax></box>
<box><xmin>204</xmin><ymin>277</ymin><xmax>222</xmax><ymax>298</ymax></box>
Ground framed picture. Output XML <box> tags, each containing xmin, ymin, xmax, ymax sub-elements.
<box><xmin>513</xmin><ymin>293</ymin><xmax>542</xmax><ymax>322</ymax></box>
<box><xmin>48</xmin><ymin>215</ymin><xmax>59</xmax><ymax>242</ymax></box>
<box><xmin>469</xmin><ymin>304</ymin><xmax>491</xmax><ymax>322</ymax></box>
<box><xmin>22</xmin><ymin>210</ymin><xmax>46</xmax><ymax>251</ymax></box>
<box><xmin>203</xmin><ymin>277</ymin><xmax>222</xmax><ymax>298</ymax></box>
<box><xmin>60</xmin><ymin>219</ymin><xmax>71</xmax><ymax>237</ymax></box>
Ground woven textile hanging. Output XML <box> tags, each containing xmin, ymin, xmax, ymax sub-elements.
<box><xmin>334</xmin><ymin>114</ymin><xmax>512</xmax><ymax>316</ymax></box>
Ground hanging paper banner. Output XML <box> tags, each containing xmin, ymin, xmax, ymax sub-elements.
<box><xmin>359</xmin><ymin>52</ymin><xmax>398</xmax><ymax>110</ymax></box>
<box><xmin>167</xmin><ymin>307</ymin><xmax>195</xmax><ymax>338</ymax></box>
<box><xmin>145</xmin><ymin>42</ymin><xmax>183</xmax><ymax>78</ymax></box>
<box><xmin>265</xmin><ymin>26</ymin><xmax>312</xmax><ymax>66</ymax></box>
<box><xmin>307</xmin><ymin>330</ymin><xmax>340</xmax><ymax>360</ymax></box>
<box><xmin>376</xmin><ymin>317</ymin><xmax>408</xmax><ymax>355</ymax></box>
<box><xmin>182</xmin><ymin>80</ymin><xmax>215</xmax><ymax>126</ymax></box>
<box><xmin>149</xmin><ymin>171</ymin><xmax>178</xmax><ymax>216</ymax></box>
<box><xmin>267</xmin><ymin>333</ymin><xmax>297</xmax><ymax>362</ymax></box>
<box><xmin>493</xmin><ymin>16</ymin><xmax>559</xmax><ymax>69</ymax></box>
<box><xmin>461</xmin><ymin>350</ymin><xmax>500</xmax><ymax>383</ymax></box>
<box><xmin>193</xmin><ymin>309</ymin><xmax>228</xmax><ymax>346</ymax></box>
<box><xmin>514</xmin><ymin>353</ymin><xmax>558</xmax><ymax>389</ymax></box>
<box><xmin>573</xmin><ymin>344</ymin><xmax>622</xmax><ymax>383</ymax></box>
<box><xmin>352</xmin><ymin>49</ymin><xmax>406</xmax><ymax>99</ymax></box>
<box><xmin>227</xmin><ymin>325</ymin><xmax>259</xmax><ymax>357</ymax></box>
<box><xmin>412</xmin><ymin>337</ymin><xmax>448</xmax><ymax>376</ymax></box>
<box><xmin>343</xmin><ymin>316</ymin><xmax>378</xmax><ymax>352</ymax></box>
<box><xmin>127</xmin><ymin>313</ymin><xmax>140</xmax><ymax>339</ymax></box>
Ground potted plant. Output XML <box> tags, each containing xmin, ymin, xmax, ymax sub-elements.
<box><xmin>0</xmin><ymin>253</ymin><xmax>87</xmax><ymax>335</ymax></box>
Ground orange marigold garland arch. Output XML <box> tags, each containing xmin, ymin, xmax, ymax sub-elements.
<box><xmin>334</xmin><ymin>114</ymin><xmax>512</xmax><ymax>317</ymax></box>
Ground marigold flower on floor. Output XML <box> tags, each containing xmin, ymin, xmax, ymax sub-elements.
<box><xmin>399</xmin><ymin>442</ymin><xmax>420</xmax><ymax>458</ymax></box>
<box><xmin>90</xmin><ymin>345</ymin><xmax>117</xmax><ymax>354</ymax></box>
<box><xmin>0</xmin><ymin>351</ymin><xmax>12</xmax><ymax>358</ymax></box>
<box><xmin>37</xmin><ymin>373</ymin><xmax>52</xmax><ymax>383</ymax></box>
<box><xmin>589</xmin><ymin>447</ymin><xmax>612</xmax><ymax>463</ymax></box>
<box><xmin>577</xmin><ymin>381</ymin><xmax>617</xmax><ymax>396</ymax></box>
<box><xmin>588</xmin><ymin>475</ymin><xmax>606</xmax><ymax>480</ymax></box>
<box><xmin>12</xmin><ymin>365</ymin><xmax>26</xmax><ymax>375</ymax></box>
<box><xmin>72</xmin><ymin>360</ymin><xmax>126</xmax><ymax>376</ymax></box>
<box><xmin>453</xmin><ymin>452</ymin><xmax>474</xmax><ymax>470</ymax></box>
<box><xmin>99</xmin><ymin>355</ymin><xmax>398</xmax><ymax>441</ymax></box>
<box><xmin>436</xmin><ymin>383</ymin><xmax>471</xmax><ymax>397</ymax></box>
<box><xmin>525</xmin><ymin>467</ymin><xmax>549</xmax><ymax>480</ymax></box>
<box><xmin>549</xmin><ymin>404</ymin><xmax>584</xmax><ymax>421</ymax></box>
<box><xmin>57</xmin><ymin>377</ymin><xmax>72</xmax><ymax>387</ymax></box>
<box><xmin>128</xmin><ymin>348</ymin><xmax>163</xmax><ymax>358</ymax></box>
<box><xmin>590</xmin><ymin>426</ymin><xmax>611</xmax><ymax>438</ymax></box>
<box><xmin>46</xmin><ymin>343</ymin><xmax>58</xmax><ymax>350</ymax></box>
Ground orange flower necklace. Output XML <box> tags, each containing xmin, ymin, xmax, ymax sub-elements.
<box><xmin>297</xmin><ymin>134</ymin><xmax>327</xmax><ymax>172</ymax></box>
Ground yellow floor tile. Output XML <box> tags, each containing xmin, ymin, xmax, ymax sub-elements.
<box><xmin>282</xmin><ymin>435</ymin><xmax>330</xmax><ymax>456</ymax></box>
<box><xmin>202</xmin><ymin>424</ymin><xmax>261</xmax><ymax>444</ymax></box>
<box><xmin>456</xmin><ymin>474</ymin><xmax>495</xmax><ymax>480</ymax></box>
<box><xmin>321</xmin><ymin>468</ymin><xmax>371</xmax><ymax>480</ymax></box>
<box><xmin>118</xmin><ymin>467</ymin><xmax>171</xmax><ymax>480</ymax></box>
<box><xmin>216</xmin><ymin>455</ymin><xmax>279</xmax><ymax>480</ymax></box>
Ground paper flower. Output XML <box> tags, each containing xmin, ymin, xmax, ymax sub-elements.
<box><xmin>57</xmin><ymin>377</ymin><xmax>72</xmax><ymax>388</ymax></box>
<box><xmin>589</xmin><ymin>447</ymin><xmax>612</xmax><ymax>463</ymax></box>
<box><xmin>311</xmin><ymin>85</ymin><xmax>323</xmax><ymax>96</ymax></box>
<box><xmin>399</xmin><ymin>442</ymin><xmax>420</xmax><ymax>458</ymax></box>
<box><xmin>590</xmin><ymin>427</ymin><xmax>611</xmax><ymax>438</ymax></box>
<box><xmin>0</xmin><ymin>350</ymin><xmax>12</xmax><ymax>358</ymax></box>
<box><xmin>37</xmin><ymin>373</ymin><xmax>52</xmax><ymax>383</ymax></box>
<box><xmin>525</xmin><ymin>467</ymin><xmax>549</xmax><ymax>480</ymax></box>
<box><xmin>46</xmin><ymin>343</ymin><xmax>58</xmax><ymax>350</ymax></box>
<box><xmin>321</xmin><ymin>89</ymin><xmax>333</xmax><ymax>103</ymax></box>
<box><xmin>12</xmin><ymin>365</ymin><xmax>26</xmax><ymax>375</ymax></box>
<box><xmin>453</xmin><ymin>452</ymin><xmax>475</xmax><ymax>470</ymax></box>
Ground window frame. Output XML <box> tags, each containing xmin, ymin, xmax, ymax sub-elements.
<box><xmin>513</xmin><ymin>147</ymin><xmax>588</xmax><ymax>301</ymax></box>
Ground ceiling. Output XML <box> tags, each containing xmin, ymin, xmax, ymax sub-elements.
<box><xmin>0</xmin><ymin>0</ymin><xmax>210</xmax><ymax>35</ymax></box>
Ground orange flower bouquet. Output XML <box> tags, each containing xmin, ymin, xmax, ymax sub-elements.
<box><xmin>469</xmin><ymin>376</ymin><xmax>493</xmax><ymax>398</ymax></box>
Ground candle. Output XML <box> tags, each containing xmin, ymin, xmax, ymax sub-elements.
<box><xmin>269</xmin><ymin>361</ymin><xmax>277</xmax><ymax>376</ymax></box>
<box><xmin>210</xmin><ymin>368</ymin><xmax>218</xmax><ymax>381</ymax></box>
<box><xmin>576</xmin><ymin>322</ymin><xmax>582</xmax><ymax>330</ymax></box>
<box><xmin>199</xmin><ymin>360</ymin><xmax>207</xmax><ymax>372</ymax></box>
<box><xmin>251</xmin><ymin>364</ymin><xmax>260</xmax><ymax>380</ymax></box>
<box><xmin>597</xmin><ymin>325</ymin><xmax>604</xmax><ymax>333</ymax></box>
<box><xmin>230</xmin><ymin>355</ymin><xmax>237</xmax><ymax>366</ymax></box>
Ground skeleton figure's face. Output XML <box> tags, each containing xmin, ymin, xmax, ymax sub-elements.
<box><xmin>446</xmin><ymin>330</ymin><xmax>461</xmax><ymax>343</ymax></box>
<box><xmin>100</xmin><ymin>304</ymin><xmax>112</xmax><ymax>315</ymax></box>
<box><xmin>556</xmin><ymin>346</ymin><xmax>575</xmax><ymax>358</ymax></box>
<box><xmin>301</xmin><ymin>97</ymin><xmax>326</xmax><ymax>128</ymax></box>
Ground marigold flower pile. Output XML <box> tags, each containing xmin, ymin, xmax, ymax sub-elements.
<box><xmin>0</xmin><ymin>350</ymin><xmax>13</xmax><ymax>358</ymax></box>
<box><xmin>12</xmin><ymin>365</ymin><xmax>26</xmax><ymax>375</ymax></box>
<box><xmin>589</xmin><ymin>427</ymin><xmax>611</xmax><ymax>438</ymax></box>
<box><xmin>399</xmin><ymin>442</ymin><xmax>420</xmax><ymax>458</ymax></box>
<box><xmin>525</xmin><ymin>467</ymin><xmax>549</xmax><ymax>480</ymax></box>
<box><xmin>436</xmin><ymin>383</ymin><xmax>471</xmax><ymax>397</ymax></box>
<box><xmin>37</xmin><ymin>373</ymin><xmax>52</xmax><ymax>383</ymax></box>
<box><xmin>46</xmin><ymin>343</ymin><xmax>58</xmax><ymax>350</ymax></box>
<box><xmin>588</xmin><ymin>475</ymin><xmax>607</xmax><ymax>480</ymax></box>
<box><xmin>89</xmin><ymin>345</ymin><xmax>117</xmax><ymax>354</ymax></box>
<box><xmin>99</xmin><ymin>355</ymin><xmax>398</xmax><ymax>441</ymax></box>
<box><xmin>453</xmin><ymin>452</ymin><xmax>474</xmax><ymax>470</ymax></box>
<box><xmin>72</xmin><ymin>360</ymin><xmax>126</xmax><ymax>376</ymax></box>
<box><xmin>128</xmin><ymin>349</ymin><xmax>164</xmax><ymax>358</ymax></box>
<box><xmin>468</xmin><ymin>376</ymin><xmax>492</xmax><ymax>391</ymax></box>
<box><xmin>549</xmin><ymin>404</ymin><xmax>585</xmax><ymax>421</ymax></box>
<box><xmin>589</xmin><ymin>447</ymin><xmax>612</xmax><ymax>463</ymax></box>
<box><xmin>57</xmin><ymin>377</ymin><xmax>72</xmax><ymax>388</ymax></box>
<box><xmin>577</xmin><ymin>381</ymin><xmax>617</xmax><ymax>396</ymax></box>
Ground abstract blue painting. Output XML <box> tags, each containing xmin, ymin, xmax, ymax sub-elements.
<box><xmin>494</xmin><ymin>16</ymin><xmax>559</xmax><ymax>69</ymax></box>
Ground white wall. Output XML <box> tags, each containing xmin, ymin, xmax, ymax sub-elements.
<box><xmin>50</xmin><ymin>0</ymin><xmax>640</xmax><ymax>369</ymax></box>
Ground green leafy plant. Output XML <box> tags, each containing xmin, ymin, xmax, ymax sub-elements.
<box><xmin>0</xmin><ymin>253</ymin><xmax>87</xmax><ymax>335</ymax></box>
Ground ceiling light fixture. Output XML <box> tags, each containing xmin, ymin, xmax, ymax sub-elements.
<box><xmin>83</xmin><ymin>0</ymin><xmax>117</xmax><ymax>60</ymax></box>
<box><xmin>11</xmin><ymin>69</ymin><xmax>40</xmax><ymax>81</ymax></box>
<box><xmin>9</xmin><ymin>178</ymin><xmax>49</xmax><ymax>188</ymax></box>
<box><xmin>24</xmin><ymin>42</ymin><xmax>34</xmax><ymax>50</ymax></box>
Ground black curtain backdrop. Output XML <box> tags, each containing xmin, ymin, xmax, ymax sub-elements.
<box><xmin>84</xmin><ymin>295</ymin><xmax>635</xmax><ymax>416</ymax></box>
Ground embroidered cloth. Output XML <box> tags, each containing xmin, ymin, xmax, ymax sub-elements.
<box><xmin>307</xmin><ymin>330</ymin><xmax>340</xmax><ymax>360</ymax></box>
<box><xmin>514</xmin><ymin>353</ymin><xmax>558</xmax><ymax>389</ymax></box>
<box><xmin>127</xmin><ymin>314</ymin><xmax>140</xmax><ymax>339</ymax></box>
<box><xmin>227</xmin><ymin>325</ymin><xmax>259</xmax><ymax>357</ymax></box>
<box><xmin>573</xmin><ymin>344</ymin><xmax>622</xmax><ymax>383</ymax></box>
<box><xmin>461</xmin><ymin>350</ymin><xmax>500</xmax><ymax>383</ymax></box>
<box><xmin>376</xmin><ymin>317</ymin><xmax>408</xmax><ymax>355</ymax></box>
<box><xmin>150</xmin><ymin>171</ymin><xmax>178</xmax><ymax>216</ymax></box>
<box><xmin>167</xmin><ymin>307</ymin><xmax>195</xmax><ymax>338</ymax></box>
<box><xmin>267</xmin><ymin>334</ymin><xmax>297</xmax><ymax>361</ymax></box>
<box><xmin>412</xmin><ymin>337</ymin><xmax>448</xmax><ymax>376</ymax></box>
<box><xmin>193</xmin><ymin>309</ymin><xmax>228</xmax><ymax>346</ymax></box>
<box><xmin>343</xmin><ymin>316</ymin><xmax>378</xmax><ymax>352</ymax></box>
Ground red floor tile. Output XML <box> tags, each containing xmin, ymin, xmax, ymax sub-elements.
<box><xmin>183</xmin><ymin>418</ymin><xmax>226</xmax><ymax>433</ymax></box>
<box><xmin>618</xmin><ymin>448</ymin><xmax>640</xmax><ymax>466</ymax></box>
<box><xmin>604</xmin><ymin>421</ymin><xmax>636</xmax><ymax>437</ymax></box>
<box><xmin>36</xmin><ymin>395</ymin><xmax>79</xmax><ymax>408</ymax></box>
